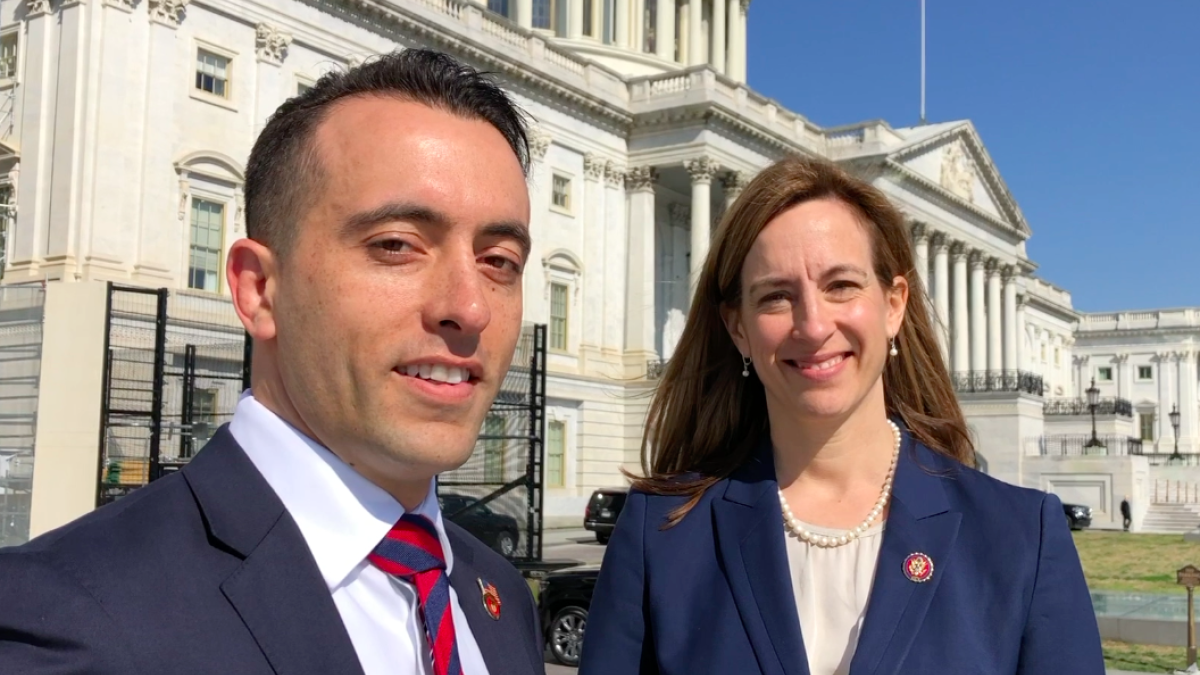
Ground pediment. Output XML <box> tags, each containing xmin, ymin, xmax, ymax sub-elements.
<box><xmin>888</xmin><ymin>123</ymin><xmax>1030</xmax><ymax>236</ymax></box>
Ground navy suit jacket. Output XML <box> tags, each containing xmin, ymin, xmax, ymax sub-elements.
<box><xmin>580</xmin><ymin>431</ymin><xmax>1104</xmax><ymax>675</ymax></box>
<box><xmin>0</xmin><ymin>428</ymin><xmax>545</xmax><ymax>675</ymax></box>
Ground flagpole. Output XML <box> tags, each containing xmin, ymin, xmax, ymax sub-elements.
<box><xmin>920</xmin><ymin>0</ymin><xmax>927</xmax><ymax>124</ymax></box>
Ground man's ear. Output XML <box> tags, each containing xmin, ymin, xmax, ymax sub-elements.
<box><xmin>227</xmin><ymin>238</ymin><xmax>279</xmax><ymax>341</ymax></box>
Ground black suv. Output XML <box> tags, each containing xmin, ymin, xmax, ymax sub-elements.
<box><xmin>438</xmin><ymin>492</ymin><xmax>521</xmax><ymax>558</ymax></box>
<box><xmin>584</xmin><ymin>488</ymin><xmax>628</xmax><ymax>544</ymax></box>
<box><xmin>1063</xmin><ymin>502</ymin><xmax>1092</xmax><ymax>530</ymax></box>
<box><xmin>538</xmin><ymin>563</ymin><xmax>599</xmax><ymax>667</ymax></box>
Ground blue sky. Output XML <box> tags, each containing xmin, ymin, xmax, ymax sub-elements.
<box><xmin>747</xmin><ymin>1</ymin><xmax>1199</xmax><ymax>312</ymax></box>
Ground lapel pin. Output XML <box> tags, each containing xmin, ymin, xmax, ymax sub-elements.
<box><xmin>478</xmin><ymin>578</ymin><xmax>502</xmax><ymax>620</ymax></box>
<box><xmin>903</xmin><ymin>552</ymin><xmax>934</xmax><ymax>583</ymax></box>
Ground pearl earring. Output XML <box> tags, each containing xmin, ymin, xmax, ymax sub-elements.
<box><xmin>742</xmin><ymin>355</ymin><xmax>752</xmax><ymax>377</ymax></box>
<box><xmin>889</xmin><ymin>337</ymin><xmax>898</xmax><ymax>357</ymax></box>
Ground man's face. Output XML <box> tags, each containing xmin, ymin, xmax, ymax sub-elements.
<box><xmin>269</xmin><ymin>96</ymin><xmax>530</xmax><ymax>498</ymax></box>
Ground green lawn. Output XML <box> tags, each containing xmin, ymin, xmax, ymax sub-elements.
<box><xmin>1103</xmin><ymin>640</ymin><xmax>1187</xmax><ymax>672</ymax></box>
<box><xmin>1074</xmin><ymin>530</ymin><xmax>1200</xmax><ymax>593</ymax></box>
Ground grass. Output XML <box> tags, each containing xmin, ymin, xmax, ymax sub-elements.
<box><xmin>1103</xmin><ymin>640</ymin><xmax>1188</xmax><ymax>672</ymax></box>
<box><xmin>1074</xmin><ymin>530</ymin><xmax>1200</xmax><ymax>593</ymax></box>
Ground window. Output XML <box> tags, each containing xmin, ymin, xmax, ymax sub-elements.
<box><xmin>195</xmin><ymin>49</ymin><xmax>230</xmax><ymax>98</ymax></box>
<box><xmin>482</xmin><ymin>414</ymin><xmax>505</xmax><ymax>482</ymax></box>
<box><xmin>551</xmin><ymin>174</ymin><xmax>571</xmax><ymax>212</ymax></box>
<box><xmin>546</xmin><ymin>420</ymin><xmax>565</xmax><ymax>487</ymax></box>
<box><xmin>532</xmin><ymin>0</ymin><xmax>555</xmax><ymax>29</ymax></box>
<box><xmin>189</xmin><ymin>388</ymin><xmax>219</xmax><ymax>452</ymax></box>
<box><xmin>550</xmin><ymin>282</ymin><xmax>569</xmax><ymax>351</ymax></box>
<box><xmin>1097</xmin><ymin>367</ymin><xmax>1113</xmax><ymax>382</ymax></box>
<box><xmin>582</xmin><ymin>0</ymin><xmax>594</xmax><ymax>36</ymax></box>
<box><xmin>1141</xmin><ymin>413</ymin><xmax>1156</xmax><ymax>442</ymax></box>
<box><xmin>0</xmin><ymin>32</ymin><xmax>17</xmax><ymax>81</ymax></box>
<box><xmin>188</xmin><ymin>198</ymin><xmax>224</xmax><ymax>292</ymax></box>
<box><xmin>487</xmin><ymin>0</ymin><xmax>509</xmax><ymax>15</ymax></box>
<box><xmin>297</xmin><ymin>82</ymin><xmax>311</xmax><ymax>96</ymax></box>
<box><xmin>1138</xmin><ymin>365</ymin><xmax>1154</xmax><ymax>381</ymax></box>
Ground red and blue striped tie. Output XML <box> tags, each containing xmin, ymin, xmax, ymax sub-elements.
<box><xmin>368</xmin><ymin>513</ymin><xmax>464</xmax><ymax>675</ymax></box>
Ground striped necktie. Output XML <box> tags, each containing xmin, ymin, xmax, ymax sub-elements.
<box><xmin>368</xmin><ymin>513</ymin><xmax>464</xmax><ymax>675</ymax></box>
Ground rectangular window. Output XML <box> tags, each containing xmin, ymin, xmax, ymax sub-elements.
<box><xmin>188</xmin><ymin>198</ymin><xmax>224</xmax><ymax>292</ymax></box>
<box><xmin>545</xmin><ymin>420</ymin><xmax>565</xmax><ymax>487</ymax></box>
<box><xmin>1097</xmin><ymin>367</ymin><xmax>1113</xmax><ymax>382</ymax></box>
<box><xmin>189</xmin><ymin>388</ymin><xmax>219</xmax><ymax>451</ymax></box>
<box><xmin>487</xmin><ymin>0</ymin><xmax>510</xmax><ymax>15</ymax></box>
<box><xmin>482</xmin><ymin>414</ymin><xmax>505</xmax><ymax>482</ymax></box>
<box><xmin>550</xmin><ymin>282</ymin><xmax>568</xmax><ymax>350</ymax></box>
<box><xmin>297</xmin><ymin>82</ymin><xmax>311</xmax><ymax>96</ymax></box>
<box><xmin>195</xmin><ymin>49</ymin><xmax>230</xmax><ymax>98</ymax></box>
<box><xmin>0</xmin><ymin>32</ymin><xmax>18</xmax><ymax>81</ymax></box>
<box><xmin>532</xmin><ymin>0</ymin><xmax>552</xmax><ymax>29</ymax></box>
<box><xmin>551</xmin><ymin>174</ymin><xmax>571</xmax><ymax>211</ymax></box>
<box><xmin>1138</xmin><ymin>365</ymin><xmax>1154</xmax><ymax>380</ymax></box>
<box><xmin>1141</xmin><ymin>413</ymin><xmax>1156</xmax><ymax>442</ymax></box>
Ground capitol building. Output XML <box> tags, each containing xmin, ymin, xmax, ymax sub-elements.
<box><xmin>0</xmin><ymin>0</ymin><xmax>1196</xmax><ymax>541</ymax></box>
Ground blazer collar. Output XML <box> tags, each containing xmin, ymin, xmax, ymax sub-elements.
<box><xmin>713</xmin><ymin>423</ymin><xmax>963</xmax><ymax>675</ymax></box>
<box><xmin>183</xmin><ymin>428</ymin><xmax>367</xmax><ymax>675</ymax></box>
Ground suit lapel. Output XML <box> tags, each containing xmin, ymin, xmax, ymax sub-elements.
<box><xmin>713</xmin><ymin>448</ymin><xmax>811</xmax><ymax>675</ymax></box>
<box><xmin>446</xmin><ymin>526</ymin><xmax>543</xmax><ymax>675</ymax></box>
<box><xmin>849</xmin><ymin>436</ymin><xmax>961</xmax><ymax>675</ymax></box>
<box><xmin>184</xmin><ymin>429</ymin><xmax>366</xmax><ymax>675</ymax></box>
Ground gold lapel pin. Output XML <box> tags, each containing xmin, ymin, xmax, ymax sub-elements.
<box><xmin>903</xmin><ymin>552</ymin><xmax>934</xmax><ymax>583</ymax></box>
<box><xmin>478</xmin><ymin>578</ymin><xmax>502</xmax><ymax>620</ymax></box>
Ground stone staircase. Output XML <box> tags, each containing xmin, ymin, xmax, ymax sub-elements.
<box><xmin>1142</xmin><ymin>503</ymin><xmax>1200</xmax><ymax>534</ymax></box>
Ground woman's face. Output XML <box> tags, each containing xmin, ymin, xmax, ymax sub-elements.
<box><xmin>725</xmin><ymin>198</ymin><xmax>907</xmax><ymax>424</ymax></box>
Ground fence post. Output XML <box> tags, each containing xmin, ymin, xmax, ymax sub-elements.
<box><xmin>94</xmin><ymin>283</ymin><xmax>115</xmax><ymax>508</ymax></box>
<box><xmin>180</xmin><ymin>345</ymin><xmax>196</xmax><ymax>459</ymax></box>
<box><xmin>147</xmin><ymin>289</ymin><xmax>169</xmax><ymax>483</ymax></box>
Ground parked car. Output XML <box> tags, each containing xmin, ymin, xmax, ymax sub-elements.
<box><xmin>437</xmin><ymin>492</ymin><xmax>521</xmax><ymax>558</ymax></box>
<box><xmin>539</xmin><ymin>563</ymin><xmax>599</xmax><ymax>667</ymax></box>
<box><xmin>584</xmin><ymin>488</ymin><xmax>628</xmax><ymax>544</ymax></box>
<box><xmin>1063</xmin><ymin>502</ymin><xmax>1092</xmax><ymax>530</ymax></box>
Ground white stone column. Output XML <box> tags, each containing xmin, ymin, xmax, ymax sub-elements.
<box><xmin>9</xmin><ymin>0</ymin><xmax>55</xmax><ymax>275</ymax></box>
<box><xmin>1002</xmin><ymin>266</ymin><xmax>1017</xmax><ymax>371</ymax></box>
<box><xmin>687</xmin><ymin>0</ymin><xmax>704</xmax><ymax>65</ymax></box>
<box><xmin>951</xmin><ymin>242</ymin><xmax>969</xmax><ymax>373</ymax></box>
<box><xmin>1178</xmin><ymin>351</ymin><xmax>1195</xmax><ymax>449</ymax></box>
<box><xmin>615</xmin><ymin>0</ymin><xmax>631</xmax><ymax>47</ymax></box>
<box><xmin>932</xmin><ymin>233</ymin><xmax>950</xmax><ymax>358</ymax></box>
<box><xmin>1115</xmin><ymin>353</ymin><xmax>1129</xmax><ymax>399</ymax></box>
<box><xmin>581</xmin><ymin>153</ymin><xmax>607</xmax><ymax>351</ymax></box>
<box><xmin>1016</xmin><ymin>294</ymin><xmax>1027</xmax><ymax>371</ymax></box>
<box><xmin>603</xmin><ymin>162</ymin><xmax>627</xmax><ymax>351</ymax></box>
<box><xmin>911</xmin><ymin>223</ymin><xmax>930</xmax><ymax>298</ymax></box>
<box><xmin>986</xmin><ymin>259</ymin><xmax>1002</xmax><ymax>372</ymax></box>
<box><xmin>711</xmin><ymin>0</ymin><xmax>726</xmax><ymax>72</ymax></box>
<box><xmin>969</xmin><ymin>251</ymin><xmax>986</xmax><ymax>373</ymax></box>
<box><xmin>625</xmin><ymin>166</ymin><xmax>658</xmax><ymax>357</ymax></box>
<box><xmin>733</xmin><ymin>0</ymin><xmax>749</xmax><ymax>81</ymax></box>
<box><xmin>569</xmin><ymin>0</ymin><xmax>585</xmax><ymax>38</ymax></box>
<box><xmin>1157</xmin><ymin>352</ymin><xmax>1173</xmax><ymax>450</ymax></box>
<box><xmin>522</xmin><ymin>130</ymin><xmax>552</xmax><ymax>324</ymax></box>
<box><xmin>656</xmin><ymin>0</ymin><xmax>676</xmax><ymax>60</ymax></box>
<box><xmin>721</xmin><ymin>170</ymin><xmax>748</xmax><ymax>213</ymax></box>
<box><xmin>515</xmin><ymin>0</ymin><xmax>533</xmax><ymax>28</ymax></box>
<box><xmin>684</xmin><ymin>156</ymin><xmax>717</xmax><ymax>292</ymax></box>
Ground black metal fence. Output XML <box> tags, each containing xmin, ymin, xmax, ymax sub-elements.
<box><xmin>1037</xmin><ymin>434</ymin><xmax>1144</xmax><ymax>456</ymax></box>
<box><xmin>1043</xmin><ymin>397</ymin><xmax>1134</xmax><ymax>417</ymax></box>
<box><xmin>97</xmin><ymin>285</ymin><xmax>249</xmax><ymax>506</ymax></box>
<box><xmin>951</xmin><ymin>370</ymin><xmax>1045</xmax><ymax>396</ymax></box>
<box><xmin>438</xmin><ymin>323</ymin><xmax>547</xmax><ymax>563</ymax></box>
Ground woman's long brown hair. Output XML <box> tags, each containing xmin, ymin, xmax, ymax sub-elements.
<box><xmin>630</xmin><ymin>155</ymin><xmax>975</xmax><ymax>526</ymax></box>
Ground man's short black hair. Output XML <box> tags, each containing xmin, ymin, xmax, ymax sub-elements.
<box><xmin>244</xmin><ymin>48</ymin><xmax>530</xmax><ymax>257</ymax></box>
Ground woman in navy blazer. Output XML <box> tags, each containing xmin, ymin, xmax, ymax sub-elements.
<box><xmin>580</xmin><ymin>157</ymin><xmax>1104</xmax><ymax>675</ymax></box>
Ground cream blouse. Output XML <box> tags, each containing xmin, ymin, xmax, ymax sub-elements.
<box><xmin>783</xmin><ymin>519</ymin><xmax>886</xmax><ymax>675</ymax></box>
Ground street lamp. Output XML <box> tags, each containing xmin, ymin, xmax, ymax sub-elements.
<box><xmin>1171</xmin><ymin>403</ymin><xmax>1182</xmax><ymax>462</ymax></box>
<box><xmin>1084</xmin><ymin>378</ymin><xmax>1105</xmax><ymax>449</ymax></box>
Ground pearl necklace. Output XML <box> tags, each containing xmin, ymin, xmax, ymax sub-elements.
<box><xmin>778</xmin><ymin>419</ymin><xmax>901</xmax><ymax>549</ymax></box>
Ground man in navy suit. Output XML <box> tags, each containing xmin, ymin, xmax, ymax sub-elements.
<box><xmin>0</xmin><ymin>49</ymin><xmax>545</xmax><ymax>675</ymax></box>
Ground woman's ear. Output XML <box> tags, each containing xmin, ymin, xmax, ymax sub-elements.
<box><xmin>722</xmin><ymin>304</ymin><xmax>750</xmax><ymax>359</ymax></box>
<box><xmin>886</xmin><ymin>275</ymin><xmax>909</xmax><ymax>339</ymax></box>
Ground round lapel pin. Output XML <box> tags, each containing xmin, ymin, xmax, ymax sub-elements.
<box><xmin>478</xmin><ymin>578</ymin><xmax>502</xmax><ymax>620</ymax></box>
<box><xmin>903</xmin><ymin>552</ymin><xmax>934</xmax><ymax>583</ymax></box>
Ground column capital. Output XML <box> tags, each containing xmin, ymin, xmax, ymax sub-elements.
<box><xmin>528</xmin><ymin>128</ymin><xmax>552</xmax><ymax>163</ymax></box>
<box><xmin>1001</xmin><ymin>264</ymin><xmax>1018</xmax><ymax>282</ymax></box>
<box><xmin>930</xmin><ymin>231</ymin><xmax>949</xmax><ymax>251</ymax></box>
<box><xmin>985</xmin><ymin>257</ymin><xmax>1001</xmax><ymax>275</ymax></box>
<box><xmin>255</xmin><ymin>22</ymin><xmax>293</xmax><ymax>65</ymax></box>
<box><xmin>949</xmin><ymin>240</ymin><xmax>967</xmax><ymax>258</ymax></box>
<box><xmin>625</xmin><ymin>165</ymin><xmax>657</xmax><ymax>192</ymax></box>
<box><xmin>739</xmin><ymin>0</ymin><xmax>750</xmax><ymax>12</ymax></box>
<box><xmin>968</xmin><ymin>249</ymin><xmax>985</xmax><ymax>268</ymax></box>
<box><xmin>1114</xmin><ymin>353</ymin><xmax>1130</xmax><ymax>364</ymax></box>
<box><xmin>684</xmin><ymin>156</ymin><xmax>720</xmax><ymax>184</ymax></box>
<box><xmin>583</xmin><ymin>153</ymin><xmax>606</xmax><ymax>181</ymax></box>
<box><xmin>668</xmin><ymin>203</ymin><xmax>691</xmax><ymax>228</ymax></box>
<box><xmin>720</xmin><ymin>169</ymin><xmax>750</xmax><ymax>192</ymax></box>
<box><xmin>910</xmin><ymin>222</ymin><xmax>929</xmax><ymax>242</ymax></box>
<box><xmin>1017</xmin><ymin>293</ymin><xmax>1029</xmax><ymax>309</ymax></box>
<box><xmin>148</xmin><ymin>0</ymin><xmax>188</xmax><ymax>26</ymax></box>
<box><xmin>604</xmin><ymin>161</ymin><xmax>626</xmax><ymax>188</ymax></box>
<box><xmin>28</xmin><ymin>0</ymin><xmax>54</xmax><ymax>16</ymax></box>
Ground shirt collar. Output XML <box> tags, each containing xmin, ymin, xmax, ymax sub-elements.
<box><xmin>229</xmin><ymin>391</ymin><xmax>453</xmax><ymax>590</ymax></box>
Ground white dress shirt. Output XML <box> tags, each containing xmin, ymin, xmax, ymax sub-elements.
<box><xmin>230</xmin><ymin>392</ymin><xmax>491</xmax><ymax>675</ymax></box>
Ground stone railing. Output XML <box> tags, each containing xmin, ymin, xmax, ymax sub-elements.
<box><xmin>1043</xmin><ymin>397</ymin><xmax>1134</xmax><ymax>418</ymax></box>
<box><xmin>629</xmin><ymin>68</ymin><xmax>825</xmax><ymax>151</ymax></box>
<box><xmin>1036</xmin><ymin>434</ymin><xmax>1143</xmax><ymax>456</ymax></box>
<box><xmin>951</xmin><ymin>370</ymin><xmax>1044</xmax><ymax>396</ymax></box>
<box><xmin>1079</xmin><ymin>308</ymin><xmax>1200</xmax><ymax>332</ymax></box>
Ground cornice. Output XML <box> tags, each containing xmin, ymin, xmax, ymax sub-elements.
<box><xmin>884</xmin><ymin>159</ymin><xmax>1026</xmax><ymax>244</ymax></box>
<box><xmin>631</xmin><ymin>102</ymin><xmax>821</xmax><ymax>161</ymax></box>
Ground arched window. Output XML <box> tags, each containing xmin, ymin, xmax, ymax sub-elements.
<box><xmin>542</xmin><ymin>250</ymin><xmax>582</xmax><ymax>353</ymax></box>
<box><xmin>174</xmin><ymin>152</ymin><xmax>245</xmax><ymax>294</ymax></box>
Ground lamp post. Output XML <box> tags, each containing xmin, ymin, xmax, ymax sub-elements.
<box><xmin>1171</xmin><ymin>403</ymin><xmax>1182</xmax><ymax>462</ymax></box>
<box><xmin>1084</xmin><ymin>378</ymin><xmax>1104</xmax><ymax>449</ymax></box>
